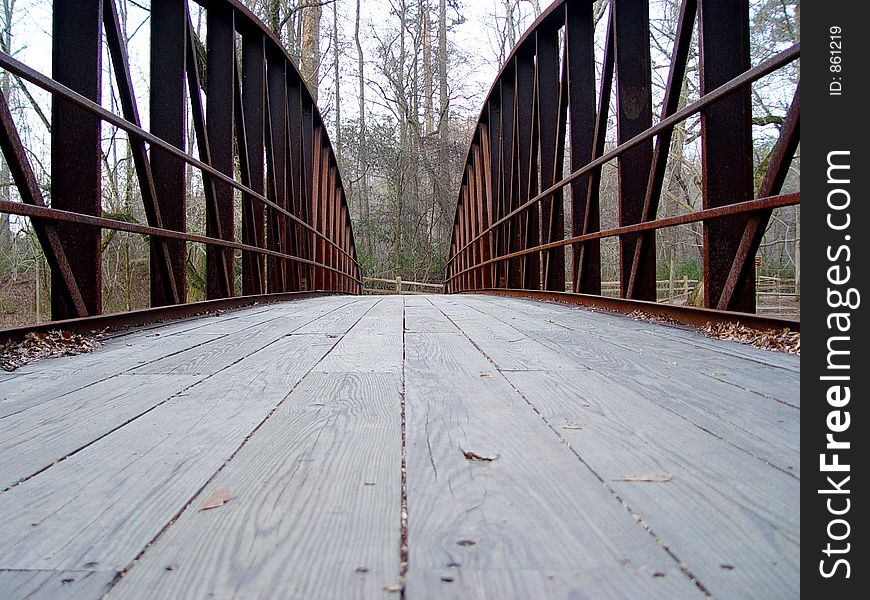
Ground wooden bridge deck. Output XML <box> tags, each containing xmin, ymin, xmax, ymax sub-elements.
<box><xmin>0</xmin><ymin>295</ymin><xmax>799</xmax><ymax>599</ymax></box>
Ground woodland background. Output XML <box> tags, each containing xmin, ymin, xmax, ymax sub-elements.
<box><xmin>0</xmin><ymin>0</ymin><xmax>799</xmax><ymax>325</ymax></box>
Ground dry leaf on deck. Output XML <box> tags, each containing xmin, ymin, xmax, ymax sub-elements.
<box><xmin>461</xmin><ymin>449</ymin><xmax>499</xmax><ymax>462</ymax></box>
<box><xmin>199</xmin><ymin>488</ymin><xmax>237</xmax><ymax>511</ymax></box>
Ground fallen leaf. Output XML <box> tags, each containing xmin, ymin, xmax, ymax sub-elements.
<box><xmin>615</xmin><ymin>474</ymin><xmax>672</xmax><ymax>483</ymax></box>
<box><xmin>457</xmin><ymin>539</ymin><xmax>476</xmax><ymax>547</ymax></box>
<box><xmin>562</xmin><ymin>422</ymin><xmax>584</xmax><ymax>430</ymax></box>
<box><xmin>461</xmin><ymin>449</ymin><xmax>498</xmax><ymax>462</ymax></box>
<box><xmin>383</xmin><ymin>585</ymin><xmax>401</xmax><ymax>593</ymax></box>
<box><xmin>199</xmin><ymin>488</ymin><xmax>237</xmax><ymax>511</ymax></box>
<box><xmin>479</xmin><ymin>373</ymin><xmax>491</xmax><ymax>378</ymax></box>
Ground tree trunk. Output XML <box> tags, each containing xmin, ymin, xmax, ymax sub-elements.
<box><xmin>333</xmin><ymin>0</ymin><xmax>341</xmax><ymax>165</ymax></box>
<box><xmin>355</xmin><ymin>0</ymin><xmax>370</xmax><ymax>252</ymax></box>
<box><xmin>437</xmin><ymin>0</ymin><xmax>448</xmax><ymax>138</ymax></box>
<box><xmin>300</xmin><ymin>1</ymin><xmax>322</xmax><ymax>103</ymax></box>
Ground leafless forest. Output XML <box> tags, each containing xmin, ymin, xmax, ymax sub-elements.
<box><xmin>0</xmin><ymin>0</ymin><xmax>799</xmax><ymax>326</ymax></box>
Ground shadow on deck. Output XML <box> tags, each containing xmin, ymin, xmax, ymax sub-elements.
<box><xmin>0</xmin><ymin>294</ymin><xmax>799</xmax><ymax>599</ymax></box>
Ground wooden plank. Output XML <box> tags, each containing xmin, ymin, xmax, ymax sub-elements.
<box><xmin>293</xmin><ymin>297</ymin><xmax>379</xmax><ymax>335</ymax></box>
<box><xmin>111</xmin><ymin>372</ymin><xmax>403</xmax><ymax>599</ymax></box>
<box><xmin>0</xmin><ymin>374</ymin><xmax>200</xmax><ymax>490</ymax></box>
<box><xmin>132</xmin><ymin>299</ymin><xmax>354</xmax><ymax>375</ymax></box>
<box><xmin>473</xmin><ymin>295</ymin><xmax>799</xmax><ymax>403</ymax></box>
<box><xmin>402</xmin><ymin>323</ymin><xmax>701</xmax><ymax>597</ymax></box>
<box><xmin>504</xmin><ymin>368</ymin><xmax>798</xmax><ymax>598</ymax></box>
<box><xmin>0</xmin><ymin>333</ymin><xmax>224</xmax><ymax>420</ymax></box>
<box><xmin>0</xmin><ymin>333</ymin><xmax>340</xmax><ymax>575</ymax></box>
<box><xmin>463</xmin><ymin>297</ymin><xmax>799</xmax><ymax>471</ymax></box>
<box><xmin>0</xmin><ymin>569</ymin><xmax>114</xmax><ymax>599</ymax></box>
<box><xmin>314</xmin><ymin>298</ymin><xmax>403</xmax><ymax>373</ymax></box>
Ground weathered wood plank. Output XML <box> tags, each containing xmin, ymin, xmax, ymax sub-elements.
<box><xmin>0</xmin><ymin>333</ymin><xmax>339</xmax><ymax>574</ymax></box>
<box><xmin>110</xmin><ymin>372</ymin><xmax>403</xmax><ymax>599</ymax></box>
<box><xmin>0</xmin><ymin>569</ymin><xmax>114</xmax><ymax>599</ymax></box>
<box><xmin>0</xmin><ymin>333</ymin><xmax>224</xmax><ymax>420</ymax></box>
<box><xmin>402</xmin><ymin>325</ymin><xmax>702</xmax><ymax>597</ymax></box>
<box><xmin>469</xmin><ymin>295</ymin><xmax>799</xmax><ymax>403</ymax></box>
<box><xmin>0</xmin><ymin>374</ymin><xmax>200</xmax><ymax>490</ymax></box>
<box><xmin>504</xmin><ymin>368</ymin><xmax>798</xmax><ymax>598</ymax></box>
<box><xmin>460</xmin><ymin>297</ymin><xmax>799</xmax><ymax>471</ymax></box>
<box><xmin>132</xmin><ymin>299</ymin><xmax>354</xmax><ymax>375</ymax></box>
<box><xmin>314</xmin><ymin>298</ymin><xmax>403</xmax><ymax>373</ymax></box>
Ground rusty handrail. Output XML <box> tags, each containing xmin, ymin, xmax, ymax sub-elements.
<box><xmin>0</xmin><ymin>0</ymin><xmax>361</xmax><ymax>326</ymax></box>
<box><xmin>445</xmin><ymin>0</ymin><xmax>800</xmax><ymax>326</ymax></box>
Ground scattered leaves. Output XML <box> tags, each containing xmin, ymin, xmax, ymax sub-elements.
<box><xmin>1</xmin><ymin>330</ymin><xmax>103</xmax><ymax>371</ymax></box>
<box><xmin>461</xmin><ymin>449</ymin><xmax>498</xmax><ymax>462</ymax></box>
<box><xmin>701</xmin><ymin>321</ymin><xmax>799</xmax><ymax>355</ymax></box>
<box><xmin>626</xmin><ymin>310</ymin><xmax>677</xmax><ymax>325</ymax></box>
<box><xmin>615</xmin><ymin>474</ymin><xmax>673</xmax><ymax>483</ymax></box>
<box><xmin>199</xmin><ymin>488</ymin><xmax>236</xmax><ymax>511</ymax></box>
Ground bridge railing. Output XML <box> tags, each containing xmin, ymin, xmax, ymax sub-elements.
<box><xmin>0</xmin><ymin>0</ymin><xmax>360</xmax><ymax>328</ymax></box>
<box><xmin>445</xmin><ymin>0</ymin><xmax>799</xmax><ymax>329</ymax></box>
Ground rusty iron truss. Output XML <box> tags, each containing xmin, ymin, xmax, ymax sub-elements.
<box><xmin>0</xmin><ymin>0</ymin><xmax>361</xmax><ymax>329</ymax></box>
<box><xmin>446</xmin><ymin>0</ymin><xmax>800</xmax><ymax>330</ymax></box>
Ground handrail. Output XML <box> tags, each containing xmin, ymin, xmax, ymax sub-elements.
<box><xmin>445</xmin><ymin>0</ymin><xmax>800</xmax><ymax>322</ymax></box>
<box><xmin>0</xmin><ymin>0</ymin><xmax>361</xmax><ymax>326</ymax></box>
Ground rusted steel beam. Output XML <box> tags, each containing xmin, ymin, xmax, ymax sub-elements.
<box><xmin>0</xmin><ymin>200</ymin><xmax>362</xmax><ymax>285</ymax></box>
<box><xmin>503</xmin><ymin>69</ymin><xmax>522</xmax><ymax>289</ymax></box>
<box><xmin>310</xmin><ymin>125</ymin><xmax>323</xmax><ymax>289</ymax></box>
<box><xmin>537</xmin><ymin>22</ymin><xmax>565</xmax><ymax>291</ymax></box>
<box><xmin>446</xmin><ymin>43</ymin><xmax>799</xmax><ymax>268</ymax></box>
<box><xmin>567</xmin><ymin>0</ymin><xmax>601</xmax><ymax>295</ymax></box>
<box><xmin>0</xmin><ymin>51</ymin><xmax>354</xmax><ymax>266</ymax></box>
<box><xmin>485</xmin><ymin>99</ymin><xmax>503</xmax><ymax>288</ymax></box>
<box><xmin>462</xmin><ymin>289</ymin><xmax>799</xmax><ymax>333</ymax></box>
<box><xmin>717</xmin><ymin>84</ymin><xmax>800</xmax><ymax>310</ymax></box>
<box><xmin>516</xmin><ymin>48</ymin><xmax>539</xmax><ymax>289</ymax></box>
<box><xmin>0</xmin><ymin>291</ymin><xmax>346</xmax><ymax>344</ymax></box>
<box><xmin>206</xmin><ymin>3</ymin><xmax>237</xmax><ymax>299</ymax></box>
<box><xmin>287</xmin><ymin>78</ymin><xmax>308</xmax><ymax>290</ymax></box>
<box><xmin>626</xmin><ymin>0</ymin><xmax>697</xmax><ymax>300</ymax></box>
<box><xmin>239</xmin><ymin>32</ymin><xmax>267</xmax><ymax>296</ymax></box>
<box><xmin>301</xmin><ymin>96</ymin><xmax>317</xmax><ymax>289</ymax></box>
<box><xmin>447</xmin><ymin>193</ymin><xmax>799</xmax><ymax>283</ymax></box>
<box><xmin>614</xmin><ymin>0</ymin><xmax>654</xmax><ymax>301</ymax></box>
<box><xmin>51</xmin><ymin>0</ymin><xmax>102</xmax><ymax>319</ymax></box>
<box><xmin>185</xmin><ymin>17</ymin><xmax>233</xmax><ymax>298</ymax></box>
<box><xmin>0</xmin><ymin>90</ymin><xmax>87</xmax><ymax>316</ymax></box>
<box><xmin>699</xmin><ymin>0</ymin><xmax>754</xmax><ymax>312</ymax></box>
<box><xmin>150</xmin><ymin>0</ymin><xmax>188</xmax><ymax>307</ymax></box>
<box><xmin>268</xmin><ymin>53</ymin><xmax>294</xmax><ymax>291</ymax></box>
<box><xmin>104</xmin><ymin>0</ymin><xmax>180</xmax><ymax>306</ymax></box>
<box><xmin>316</xmin><ymin>143</ymin><xmax>329</xmax><ymax>290</ymax></box>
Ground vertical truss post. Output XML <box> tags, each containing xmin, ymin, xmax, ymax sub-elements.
<box><xmin>537</xmin><ymin>20</ymin><xmax>566</xmax><ymax>291</ymax></box>
<box><xmin>516</xmin><ymin>48</ymin><xmax>539</xmax><ymax>290</ymax></box>
<box><xmin>206</xmin><ymin>3</ymin><xmax>235</xmax><ymax>299</ymax></box>
<box><xmin>502</xmin><ymin>71</ymin><xmax>522</xmax><ymax>289</ymax></box>
<box><xmin>150</xmin><ymin>0</ymin><xmax>187</xmax><ymax>307</ymax></box>
<box><xmin>241</xmin><ymin>31</ymin><xmax>266</xmax><ymax>296</ymax></box>
<box><xmin>266</xmin><ymin>52</ymin><xmax>288</xmax><ymax>291</ymax></box>
<box><xmin>486</xmin><ymin>100</ymin><xmax>502</xmax><ymax>288</ymax></box>
<box><xmin>50</xmin><ymin>0</ymin><xmax>102</xmax><ymax>319</ymax></box>
<box><xmin>699</xmin><ymin>0</ymin><xmax>754</xmax><ymax>311</ymax></box>
<box><xmin>566</xmin><ymin>0</ymin><xmax>598</xmax><ymax>295</ymax></box>
<box><xmin>316</xmin><ymin>141</ymin><xmax>330</xmax><ymax>290</ymax></box>
<box><xmin>301</xmin><ymin>97</ymin><xmax>317</xmax><ymax>289</ymax></box>
<box><xmin>613</xmin><ymin>0</ymin><xmax>654</xmax><ymax>300</ymax></box>
<box><xmin>287</xmin><ymin>78</ymin><xmax>308</xmax><ymax>290</ymax></box>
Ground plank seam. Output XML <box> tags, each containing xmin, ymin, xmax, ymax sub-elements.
<box><xmin>0</xmin><ymin>300</ymin><xmax>357</xmax><ymax>494</ymax></box>
<box><xmin>459</xmin><ymin>297</ymin><xmax>800</xmax><ymax>479</ymax></box>
<box><xmin>102</xmin><ymin>298</ymin><xmax>381</xmax><ymax>596</ymax></box>
<box><xmin>428</xmin><ymin>297</ymin><xmax>713</xmax><ymax>597</ymax></box>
